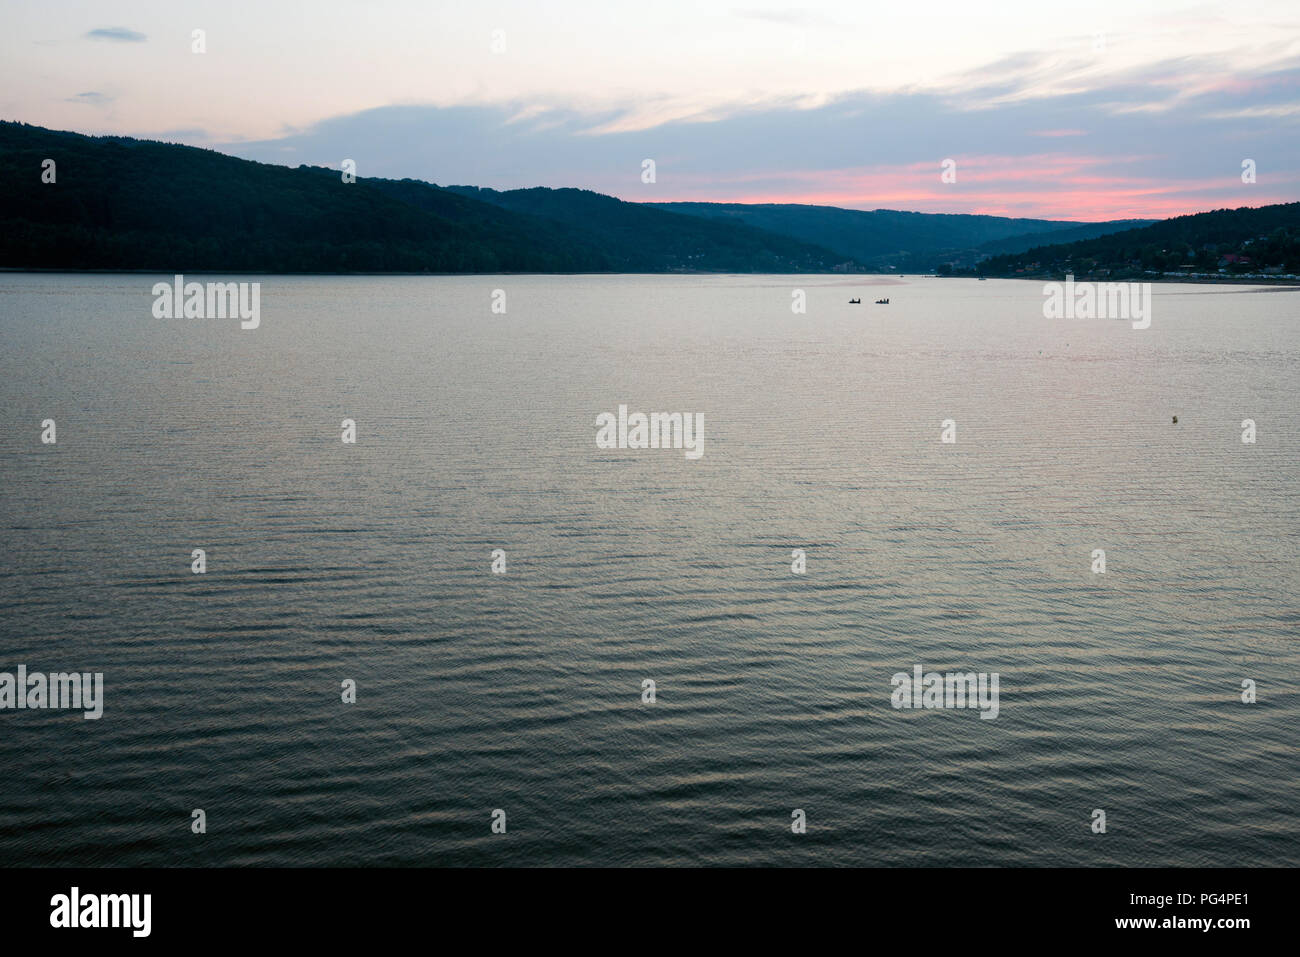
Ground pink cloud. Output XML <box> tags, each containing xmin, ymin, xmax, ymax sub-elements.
<box><xmin>623</xmin><ymin>153</ymin><xmax>1300</xmax><ymax>221</ymax></box>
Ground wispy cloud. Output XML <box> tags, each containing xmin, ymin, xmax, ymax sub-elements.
<box><xmin>202</xmin><ymin>41</ymin><xmax>1299</xmax><ymax>222</ymax></box>
<box><xmin>85</xmin><ymin>27</ymin><xmax>146</xmax><ymax>43</ymax></box>
<box><xmin>731</xmin><ymin>8</ymin><xmax>835</xmax><ymax>26</ymax></box>
<box><xmin>68</xmin><ymin>92</ymin><xmax>114</xmax><ymax>107</ymax></box>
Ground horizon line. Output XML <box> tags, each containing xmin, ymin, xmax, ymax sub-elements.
<box><xmin>7</xmin><ymin>118</ymin><xmax>1299</xmax><ymax>226</ymax></box>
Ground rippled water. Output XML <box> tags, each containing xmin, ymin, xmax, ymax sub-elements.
<box><xmin>0</xmin><ymin>273</ymin><xmax>1296</xmax><ymax>867</ymax></box>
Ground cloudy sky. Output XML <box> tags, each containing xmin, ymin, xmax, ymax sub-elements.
<box><xmin>3</xmin><ymin>0</ymin><xmax>1298</xmax><ymax>220</ymax></box>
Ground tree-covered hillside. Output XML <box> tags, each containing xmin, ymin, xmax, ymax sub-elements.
<box><xmin>447</xmin><ymin>186</ymin><xmax>849</xmax><ymax>272</ymax></box>
<box><xmin>648</xmin><ymin>201</ymin><xmax>1151</xmax><ymax>271</ymax></box>
<box><xmin>974</xmin><ymin>203</ymin><xmax>1300</xmax><ymax>279</ymax></box>
<box><xmin>0</xmin><ymin>121</ymin><xmax>850</xmax><ymax>273</ymax></box>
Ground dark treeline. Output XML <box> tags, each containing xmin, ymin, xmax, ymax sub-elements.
<box><xmin>0</xmin><ymin>121</ymin><xmax>849</xmax><ymax>273</ymax></box>
<box><xmin>444</xmin><ymin>185</ymin><xmax>848</xmax><ymax>272</ymax></box>
<box><xmin>7</xmin><ymin>121</ymin><xmax>1297</xmax><ymax>278</ymax></box>
<box><xmin>648</xmin><ymin>200</ymin><xmax>1152</xmax><ymax>271</ymax></box>
<box><xmin>974</xmin><ymin>203</ymin><xmax>1300</xmax><ymax>278</ymax></box>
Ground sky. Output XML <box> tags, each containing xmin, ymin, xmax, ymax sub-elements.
<box><xmin>2</xmin><ymin>0</ymin><xmax>1298</xmax><ymax>221</ymax></box>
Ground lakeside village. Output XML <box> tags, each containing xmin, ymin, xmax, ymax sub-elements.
<box><xmin>939</xmin><ymin>230</ymin><xmax>1300</xmax><ymax>282</ymax></box>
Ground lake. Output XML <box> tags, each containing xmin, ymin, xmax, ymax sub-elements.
<box><xmin>0</xmin><ymin>273</ymin><xmax>1296</xmax><ymax>866</ymax></box>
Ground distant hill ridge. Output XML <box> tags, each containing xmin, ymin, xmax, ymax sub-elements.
<box><xmin>646</xmin><ymin>201</ymin><xmax>1153</xmax><ymax>270</ymax></box>
<box><xmin>974</xmin><ymin>203</ymin><xmax>1300</xmax><ymax>279</ymax></box>
<box><xmin>4</xmin><ymin>120</ymin><xmax>1284</xmax><ymax>276</ymax></box>
<box><xmin>0</xmin><ymin>121</ymin><xmax>845</xmax><ymax>273</ymax></box>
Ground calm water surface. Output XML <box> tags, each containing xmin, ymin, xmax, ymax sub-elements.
<box><xmin>0</xmin><ymin>273</ymin><xmax>1296</xmax><ymax>866</ymax></box>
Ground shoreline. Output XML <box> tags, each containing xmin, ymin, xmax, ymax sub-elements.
<box><xmin>1</xmin><ymin>266</ymin><xmax>1298</xmax><ymax>285</ymax></box>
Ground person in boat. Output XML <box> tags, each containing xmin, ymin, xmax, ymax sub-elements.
<box><xmin>849</xmin><ymin>298</ymin><xmax>861</xmax><ymax>303</ymax></box>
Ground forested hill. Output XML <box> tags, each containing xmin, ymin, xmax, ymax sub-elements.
<box><xmin>0</xmin><ymin>121</ymin><xmax>849</xmax><ymax>273</ymax></box>
<box><xmin>8</xmin><ymin>121</ymin><xmax>1284</xmax><ymax>278</ymax></box>
<box><xmin>974</xmin><ymin>203</ymin><xmax>1300</xmax><ymax>279</ymax></box>
<box><xmin>441</xmin><ymin>184</ymin><xmax>866</xmax><ymax>272</ymax></box>
<box><xmin>647</xmin><ymin>201</ymin><xmax>1151</xmax><ymax>271</ymax></box>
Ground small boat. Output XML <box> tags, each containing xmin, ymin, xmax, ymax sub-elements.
<box><xmin>874</xmin><ymin>298</ymin><xmax>889</xmax><ymax>304</ymax></box>
<box><xmin>849</xmin><ymin>298</ymin><xmax>861</xmax><ymax>304</ymax></box>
